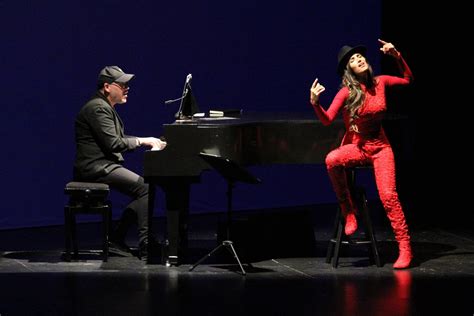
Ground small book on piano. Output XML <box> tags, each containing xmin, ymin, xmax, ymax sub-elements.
<box><xmin>209</xmin><ymin>108</ymin><xmax>242</xmax><ymax>118</ymax></box>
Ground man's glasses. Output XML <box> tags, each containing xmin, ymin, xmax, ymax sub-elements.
<box><xmin>111</xmin><ymin>82</ymin><xmax>129</xmax><ymax>90</ymax></box>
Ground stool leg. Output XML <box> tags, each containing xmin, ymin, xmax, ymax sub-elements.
<box><xmin>64</xmin><ymin>206</ymin><xmax>72</xmax><ymax>262</ymax></box>
<box><xmin>102</xmin><ymin>207</ymin><xmax>110</xmax><ymax>262</ymax></box>
<box><xmin>332</xmin><ymin>218</ymin><xmax>344</xmax><ymax>268</ymax></box>
<box><xmin>358</xmin><ymin>189</ymin><xmax>382</xmax><ymax>267</ymax></box>
<box><xmin>326</xmin><ymin>207</ymin><xmax>341</xmax><ymax>264</ymax></box>
<box><xmin>71</xmin><ymin>211</ymin><xmax>79</xmax><ymax>259</ymax></box>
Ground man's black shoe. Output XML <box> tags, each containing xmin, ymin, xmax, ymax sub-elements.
<box><xmin>138</xmin><ymin>239</ymin><xmax>162</xmax><ymax>262</ymax></box>
<box><xmin>108</xmin><ymin>240</ymin><xmax>133</xmax><ymax>257</ymax></box>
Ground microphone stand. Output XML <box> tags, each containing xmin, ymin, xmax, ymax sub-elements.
<box><xmin>164</xmin><ymin>74</ymin><xmax>193</xmax><ymax>120</ymax></box>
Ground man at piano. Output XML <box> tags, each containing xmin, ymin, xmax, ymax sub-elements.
<box><xmin>73</xmin><ymin>65</ymin><xmax>166</xmax><ymax>261</ymax></box>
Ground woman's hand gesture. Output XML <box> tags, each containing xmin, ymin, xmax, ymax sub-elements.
<box><xmin>310</xmin><ymin>78</ymin><xmax>325</xmax><ymax>105</ymax></box>
<box><xmin>378</xmin><ymin>39</ymin><xmax>401</xmax><ymax>59</ymax></box>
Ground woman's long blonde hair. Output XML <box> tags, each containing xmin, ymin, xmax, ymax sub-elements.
<box><xmin>341</xmin><ymin>62</ymin><xmax>375</xmax><ymax>130</ymax></box>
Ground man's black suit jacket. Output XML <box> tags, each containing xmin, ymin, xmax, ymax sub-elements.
<box><xmin>74</xmin><ymin>92</ymin><xmax>139</xmax><ymax>181</ymax></box>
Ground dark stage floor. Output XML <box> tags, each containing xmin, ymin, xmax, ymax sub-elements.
<box><xmin>0</xmin><ymin>206</ymin><xmax>473</xmax><ymax>316</ymax></box>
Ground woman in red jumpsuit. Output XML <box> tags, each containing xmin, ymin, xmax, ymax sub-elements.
<box><xmin>310</xmin><ymin>39</ymin><xmax>414</xmax><ymax>268</ymax></box>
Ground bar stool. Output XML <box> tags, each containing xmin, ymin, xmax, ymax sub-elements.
<box><xmin>326</xmin><ymin>166</ymin><xmax>382</xmax><ymax>268</ymax></box>
<box><xmin>64</xmin><ymin>181</ymin><xmax>112</xmax><ymax>262</ymax></box>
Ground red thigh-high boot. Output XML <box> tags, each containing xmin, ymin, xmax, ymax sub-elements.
<box><xmin>342</xmin><ymin>200</ymin><xmax>358</xmax><ymax>236</ymax></box>
<box><xmin>393</xmin><ymin>240</ymin><xmax>412</xmax><ymax>269</ymax></box>
<box><xmin>383</xmin><ymin>193</ymin><xmax>413</xmax><ymax>269</ymax></box>
<box><xmin>327</xmin><ymin>164</ymin><xmax>358</xmax><ymax>236</ymax></box>
<box><xmin>373</xmin><ymin>146</ymin><xmax>412</xmax><ymax>268</ymax></box>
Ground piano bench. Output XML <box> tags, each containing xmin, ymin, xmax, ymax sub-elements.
<box><xmin>326</xmin><ymin>166</ymin><xmax>382</xmax><ymax>268</ymax></box>
<box><xmin>63</xmin><ymin>181</ymin><xmax>112</xmax><ymax>262</ymax></box>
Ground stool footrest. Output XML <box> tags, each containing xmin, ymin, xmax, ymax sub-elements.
<box><xmin>329</xmin><ymin>238</ymin><xmax>373</xmax><ymax>245</ymax></box>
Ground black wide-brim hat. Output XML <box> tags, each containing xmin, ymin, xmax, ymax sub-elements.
<box><xmin>337</xmin><ymin>45</ymin><xmax>367</xmax><ymax>76</ymax></box>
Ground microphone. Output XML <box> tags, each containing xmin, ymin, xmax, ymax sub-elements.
<box><xmin>164</xmin><ymin>95</ymin><xmax>186</xmax><ymax>104</ymax></box>
<box><xmin>185</xmin><ymin>73</ymin><xmax>192</xmax><ymax>84</ymax></box>
<box><xmin>164</xmin><ymin>73</ymin><xmax>192</xmax><ymax>105</ymax></box>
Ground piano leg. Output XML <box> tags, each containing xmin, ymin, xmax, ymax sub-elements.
<box><xmin>147</xmin><ymin>183</ymin><xmax>156</xmax><ymax>265</ymax></box>
<box><xmin>162</xmin><ymin>180</ymin><xmax>191</xmax><ymax>266</ymax></box>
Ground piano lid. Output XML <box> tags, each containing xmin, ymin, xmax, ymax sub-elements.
<box><xmin>144</xmin><ymin>112</ymin><xmax>344</xmax><ymax>178</ymax></box>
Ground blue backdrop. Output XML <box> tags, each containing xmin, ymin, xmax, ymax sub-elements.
<box><xmin>1</xmin><ymin>0</ymin><xmax>382</xmax><ymax>229</ymax></box>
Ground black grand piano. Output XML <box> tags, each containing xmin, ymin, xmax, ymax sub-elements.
<box><xmin>144</xmin><ymin>112</ymin><xmax>344</xmax><ymax>265</ymax></box>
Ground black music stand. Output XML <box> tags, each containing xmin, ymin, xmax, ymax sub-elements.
<box><xmin>189</xmin><ymin>153</ymin><xmax>261</xmax><ymax>275</ymax></box>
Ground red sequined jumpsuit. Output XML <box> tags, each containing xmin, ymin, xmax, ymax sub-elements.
<box><xmin>311</xmin><ymin>57</ymin><xmax>413</xmax><ymax>245</ymax></box>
